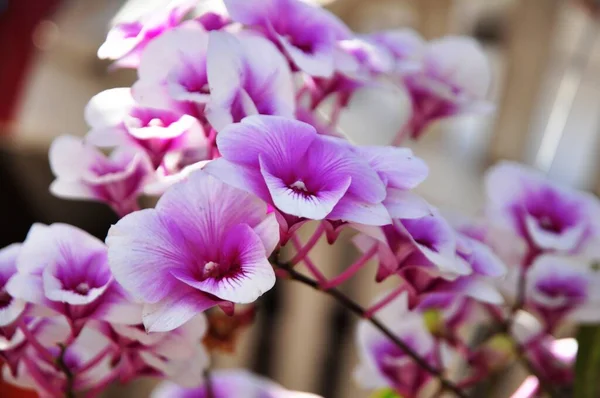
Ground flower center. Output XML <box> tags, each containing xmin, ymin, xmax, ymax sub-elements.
<box><xmin>538</xmin><ymin>215</ymin><xmax>560</xmax><ymax>233</ymax></box>
<box><xmin>290</xmin><ymin>180</ymin><xmax>308</xmax><ymax>192</ymax></box>
<box><xmin>147</xmin><ymin>118</ymin><xmax>165</xmax><ymax>128</ymax></box>
<box><xmin>202</xmin><ymin>261</ymin><xmax>222</xmax><ymax>279</ymax></box>
<box><xmin>74</xmin><ymin>282</ymin><xmax>90</xmax><ymax>296</ymax></box>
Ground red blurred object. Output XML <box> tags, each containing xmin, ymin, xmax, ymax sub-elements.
<box><xmin>0</xmin><ymin>0</ymin><xmax>61</xmax><ymax>130</ymax></box>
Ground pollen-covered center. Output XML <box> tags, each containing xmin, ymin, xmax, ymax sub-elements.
<box><xmin>74</xmin><ymin>282</ymin><xmax>91</xmax><ymax>296</ymax></box>
<box><xmin>288</xmin><ymin>179</ymin><xmax>315</xmax><ymax>198</ymax></box>
<box><xmin>200</xmin><ymin>261</ymin><xmax>241</xmax><ymax>281</ymax></box>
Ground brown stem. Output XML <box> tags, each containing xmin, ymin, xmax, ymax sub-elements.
<box><xmin>274</xmin><ymin>260</ymin><xmax>468</xmax><ymax>398</ymax></box>
<box><xmin>56</xmin><ymin>344</ymin><xmax>75</xmax><ymax>398</ymax></box>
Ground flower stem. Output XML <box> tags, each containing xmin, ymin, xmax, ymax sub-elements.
<box><xmin>321</xmin><ymin>245</ymin><xmax>377</xmax><ymax>289</ymax></box>
<box><xmin>56</xmin><ymin>344</ymin><xmax>75</xmax><ymax>398</ymax></box>
<box><xmin>274</xmin><ymin>260</ymin><xmax>468</xmax><ymax>398</ymax></box>
<box><xmin>289</xmin><ymin>223</ymin><xmax>325</xmax><ymax>265</ymax></box>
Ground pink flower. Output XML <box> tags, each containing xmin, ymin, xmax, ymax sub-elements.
<box><xmin>106</xmin><ymin>314</ymin><xmax>209</xmax><ymax>386</ymax></box>
<box><xmin>523</xmin><ymin>255</ymin><xmax>600</xmax><ymax>329</ymax></box>
<box><xmin>151</xmin><ymin>369</ymin><xmax>323</xmax><ymax>398</ymax></box>
<box><xmin>107</xmin><ymin>171</ymin><xmax>279</xmax><ymax>332</ymax></box>
<box><xmin>132</xmin><ymin>23</ymin><xmax>210</xmax><ymax>112</ymax></box>
<box><xmin>205</xmin><ymin>31</ymin><xmax>295</xmax><ymax>131</ymax></box>
<box><xmin>485</xmin><ymin>162</ymin><xmax>600</xmax><ymax>257</ymax></box>
<box><xmin>49</xmin><ymin>135</ymin><xmax>153</xmax><ymax>217</ymax></box>
<box><xmin>355</xmin><ymin>292</ymin><xmax>445</xmax><ymax>397</ymax></box>
<box><xmin>367</xmin><ymin>29</ymin><xmax>425</xmax><ymax>74</ymax></box>
<box><xmin>223</xmin><ymin>0</ymin><xmax>351</xmax><ymax>77</ymax></box>
<box><xmin>400</xmin><ymin>36</ymin><xmax>493</xmax><ymax>141</ymax></box>
<box><xmin>6</xmin><ymin>224</ymin><xmax>141</xmax><ymax>333</ymax></box>
<box><xmin>0</xmin><ymin>244</ymin><xmax>26</xmax><ymax>328</ymax></box>
<box><xmin>204</xmin><ymin>116</ymin><xmax>391</xmax><ymax>231</ymax></box>
<box><xmin>98</xmin><ymin>0</ymin><xmax>197</xmax><ymax>68</ymax></box>
<box><xmin>85</xmin><ymin>88</ymin><xmax>209</xmax><ymax>172</ymax></box>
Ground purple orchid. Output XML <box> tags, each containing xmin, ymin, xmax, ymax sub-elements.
<box><xmin>354</xmin><ymin>211</ymin><xmax>505</xmax><ymax>309</ymax></box>
<box><xmin>106</xmin><ymin>314</ymin><xmax>209</xmax><ymax>386</ymax></box>
<box><xmin>0</xmin><ymin>244</ymin><xmax>26</xmax><ymax>328</ymax></box>
<box><xmin>205</xmin><ymin>31</ymin><xmax>295</xmax><ymax>131</ymax></box>
<box><xmin>132</xmin><ymin>23</ymin><xmax>210</xmax><ymax>112</ymax></box>
<box><xmin>106</xmin><ymin>171</ymin><xmax>279</xmax><ymax>332</ymax></box>
<box><xmin>400</xmin><ymin>36</ymin><xmax>493</xmax><ymax>141</ymax></box>
<box><xmin>485</xmin><ymin>162</ymin><xmax>600</xmax><ymax>259</ymax></box>
<box><xmin>151</xmin><ymin>369</ymin><xmax>322</xmax><ymax>398</ymax></box>
<box><xmin>98</xmin><ymin>0</ymin><xmax>197</xmax><ymax>68</ymax></box>
<box><xmin>204</xmin><ymin>115</ymin><xmax>392</xmax><ymax>234</ymax></box>
<box><xmin>524</xmin><ymin>255</ymin><xmax>600</xmax><ymax>329</ymax></box>
<box><xmin>355</xmin><ymin>292</ymin><xmax>445</xmax><ymax>397</ymax></box>
<box><xmin>367</xmin><ymin>29</ymin><xmax>425</xmax><ymax>74</ymax></box>
<box><xmin>223</xmin><ymin>0</ymin><xmax>351</xmax><ymax>77</ymax></box>
<box><xmin>85</xmin><ymin>88</ymin><xmax>209</xmax><ymax>172</ymax></box>
<box><xmin>5</xmin><ymin>224</ymin><xmax>141</xmax><ymax>334</ymax></box>
<box><xmin>49</xmin><ymin>135</ymin><xmax>152</xmax><ymax>217</ymax></box>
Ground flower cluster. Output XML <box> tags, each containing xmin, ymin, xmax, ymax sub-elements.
<box><xmin>1</xmin><ymin>0</ymin><xmax>595</xmax><ymax>397</ymax></box>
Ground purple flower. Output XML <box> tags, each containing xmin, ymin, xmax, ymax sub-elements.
<box><xmin>0</xmin><ymin>244</ymin><xmax>26</xmax><ymax>328</ymax></box>
<box><xmin>98</xmin><ymin>0</ymin><xmax>196</xmax><ymax>68</ymax></box>
<box><xmin>151</xmin><ymin>369</ymin><xmax>322</xmax><ymax>398</ymax></box>
<box><xmin>205</xmin><ymin>115</ymin><xmax>391</xmax><ymax>232</ymax></box>
<box><xmin>355</xmin><ymin>292</ymin><xmax>442</xmax><ymax>397</ymax></box>
<box><xmin>49</xmin><ymin>135</ymin><xmax>152</xmax><ymax>216</ymax></box>
<box><xmin>85</xmin><ymin>88</ymin><xmax>209</xmax><ymax>172</ymax></box>
<box><xmin>132</xmin><ymin>23</ymin><xmax>210</xmax><ymax>111</ymax></box>
<box><xmin>106</xmin><ymin>315</ymin><xmax>209</xmax><ymax>386</ymax></box>
<box><xmin>524</xmin><ymin>255</ymin><xmax>600</xmax><ymax>328</ymax></box>
<box><xmin>6</xmin><ymin>224</ymin><xmax>141</xmax><ymax>333</ymax></box>
<box><xmin>205</xmin><ymin>31</ymin><xmax>295</xmax><ymax>131</ymax></box>
<box><xmin>367</xmin><ymin>29</ymin><xmax>425</xmax><ymax>74</ymax></box>
<box><xmin>402</xmin><ymin>36</ymin><xmax>492</xmax><ymax>140</ymax></box>
<box><xmin>3</xmin><ymin>319</ymin><xmax>114</xmax><ymax>396</ymax></box>
<box><xmin>223</xmin><ymin>0</ymin><xmax>351</xmax><ymax>77</ymax></box>
<box><xmin>485</xmin><ymin>162</ymin><xmax>600</xmax><ymax>257</ymax></box>
<box><xmin>354</xmin><ymin>212</ymin><xmax>505</xmax><ymax>308</ymax></box>
<box><xmin>106</xmin><ymin>171</ymin><xmax>279</xmax><ymax>332</ymax></box>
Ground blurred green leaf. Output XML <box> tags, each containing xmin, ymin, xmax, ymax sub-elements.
<box><xmin>575</xmin><ymin>325</ymin><xmax>600</xmax><ymax>398</ymax></box>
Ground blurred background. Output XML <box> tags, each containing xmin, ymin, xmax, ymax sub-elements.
<box><xmin>1</xmin><ymin>0</ymin><xmax>600</xmax><ymax>397</ymax></box>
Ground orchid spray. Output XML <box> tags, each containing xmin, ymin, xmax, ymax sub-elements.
<box><xmin>1</xmin><ymin>1</ymin><xmax>597</xmax><ymax>397</ymax></box>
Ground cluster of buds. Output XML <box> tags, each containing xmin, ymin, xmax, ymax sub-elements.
<box><xmin>0</xmin><ymin>0</ymin><xmax>591</xmax><ymax>397</ymax></box>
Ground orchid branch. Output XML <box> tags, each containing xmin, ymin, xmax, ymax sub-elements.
<box><xmin>56</xmin><ymin>344</ymin><xmax>76</xmax><ymax>398</ymax></box>
<box><xmin>273</xmin><ymin>259</ymin><xmax>468</xmax><ymax>398</ymax></box>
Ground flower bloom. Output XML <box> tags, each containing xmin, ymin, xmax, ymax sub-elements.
<box><xmin>85</xmin><ymin>87</ymin><xmax>209</xmax><ymax>172</ymax></box>
<box><xmin>0</xmin><ymin>244</ymin><xmax>26</xmax><ymax>328</ymax></box>
<box><xmin>6</xmin><ymin>223</ymin><xmax>141</xmax><ymax>333</ymax></box>
<box><xmin>205</xmin><ymin>31</ymin><xmax>295</xmax><ymax>131</ymax></box>
<box><xmin>105</xmin><ymin>314</ymin><xmax>209</xmax><ymax>387</ymax></box>
<box><xmin>366</xmin><ymin>29</ymin><xmax>424</xmax><ymax>74</ymax></box>
<box><xmin>485</xmin><ymin>162</ymin><xmax>600</xmax><ymax>259</ymax></box>
<box><xmin>107</xmin><ymin>171</ymin><xmax>279</xmax><ymax>332</ymax></box>
<box><xmin>151</xmin><ymin>369</ymin><xmax>323</xmax><ymax>398</ymax></box>
<box><xmin>98</xmin><ymin>0</ymin><xmax>196</xmax><ymax>68</ymax></box>
<box><xmin>49</xmin><ymin>135</ymin><xmax>152</xmax><ymax>216</ymax></box>
<box><xmin>355</xmin><ymin>292</ymin><xmax>445</xmax><ymax>397</ymax></box>
<box><xmin>223</xmin><ymin>0</ymin><xmax>351</xmax><ymax>77</ymax></box>
<box><xmin>524</xmin><ymin>255</ymin><xmax>600</xmax><ymax>329</ymax></box>
<box><xmin>205</xmin><ymin>115</ymin><xmax>423</xmax><ymax>235</ymax></box>
<box><xmin>354</xmin><ymin>211</ymin><xmax>505</xmax><ymax>308</ymax></box>
<box><xmin>396</xmin><ymin>36</ymin><xmax>492</xmax><ymax>141</ymax></box>
<box><xmin>132</xmin><ymin>23</ymin><xmax>210</xmax><ymax>112</ymax></box>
